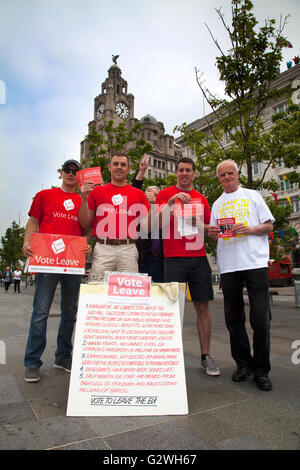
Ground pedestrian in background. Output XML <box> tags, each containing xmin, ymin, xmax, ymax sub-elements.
<box><xmin>3</xmin><ymin>267</ymin><xmax>12</xmax><ymax>292</ymax></box>
<box><xmin>13</xmin><ymin>266</ymin><xmax>22</xmax><ymax>293</ymax></box>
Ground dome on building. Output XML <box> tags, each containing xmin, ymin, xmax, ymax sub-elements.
<box><xmin>140</xmin><ymin>114</ymin><xmax>158</xmax><ymax>124</ymax></box>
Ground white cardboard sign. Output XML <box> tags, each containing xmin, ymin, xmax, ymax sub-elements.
<box><xmin>67</xmin><ymin>282</ymin><xmax>188</xmax><ymax>416</ymax></box>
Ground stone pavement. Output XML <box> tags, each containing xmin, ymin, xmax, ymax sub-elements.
<box><xmin>0</xmin><ymin>282</ymin><xmax>300</xmax><ymax>452</ymax></box>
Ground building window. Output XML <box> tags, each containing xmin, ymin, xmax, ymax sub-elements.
<box><xmin>154</xmin><ymin>159</ymin><xmax>157</xmax><ymax>168</ymax></box>
<box><xmin>158</xmin><ymin>161</ymin><xmax>161</xmax><ymax>169</ymax></box>
<box><xmin>170</xmin><ymin>162</ymin><xmax>173</xmax><ymax>171</ymax></box>
<box><xmin>279</xmin><ymin>175</ymin><xmax>299</xmax><ymax>191</ymax></box>
<box><xmin>273</xmin><ymin>102</ymin><xmax>287</xmax><ymax>114</ymax></box>
<box><xmin>148</xmin><ymin>169</ymin><xmax>152</xmax><ymax>179</ymax></box>
<box><xmin>153</xmin><ymin>139</ymin><xmax>158</xmax><ymax>146</ymax></box>
<box><xmin>252</xmin><ymin>161</ymin><xmax>261</xmax><ymax>176</ymax></box>
<box><xmin>292</xmin><ymin>198</ymin><xmax>300</xmax><ymax>213</ymax></box>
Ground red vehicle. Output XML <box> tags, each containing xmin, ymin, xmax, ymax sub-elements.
<box><xmin>268</xmin><ymin>256</ymin><xmax>292</xmax><ymax>287</ymax></box>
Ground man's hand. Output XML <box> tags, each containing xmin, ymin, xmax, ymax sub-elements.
<box><xmin>22</xmin><ymin>241</ymin><xmax>34</xmax><ymax>258</ymax></box>
<box><xmin>140</xmin><ymin>154</ymin><xmax>150</xmax><ymax>171</ymax></box>
<box><xmin>208</xmin><ymin>225</ymin><xmax>220</xmax><ymax>241</ymax></box>
<box><xmin>168</xmin><ymin>192</ymin><xmax>191</xmax><ymax>206</ymax></box>
<box><xmin>231</xmin><ymin>223</ymin><xmax>252</xmax><ymax>235</ymax></box>
<box><xmin>84</xmin><ymin>244</ymin><xmax>93</xmax><ymax>256</ymax></box>
<box><xmin>80</xmin><ymin>182</ymin><xmax>95</xmax><ymax>199</ymax></box>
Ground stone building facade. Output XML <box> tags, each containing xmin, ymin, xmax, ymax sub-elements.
<box><xmin>176</xmin><ymin>64</ymin><xmax>300</xmax><ymax>268</ymax></box>
<box><xmin>80</xmin><ymin>63</ymin><xmax>182</xmax><ymax>178</ymax></box>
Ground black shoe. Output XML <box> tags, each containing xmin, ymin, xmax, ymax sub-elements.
<box><xmin>232</xmin><ymin>367</ymin><xmax>252</xmax><ymax>382</ymax></box>
<box><xmin>254</xmin><ymin>376</ymin><xmax>272</xmax><ymax>391</ymax></box>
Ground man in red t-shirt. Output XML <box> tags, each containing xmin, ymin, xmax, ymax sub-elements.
<box><xmin>79</xmin><ymin>153</ymin><xmax>150</xmax><ymax>281</ymax></box>
<box><xmin>22</xmin><ymin>160</ymin><xmax>92</xmax><ymax>383</ymax></box>
<box><xmin>156</xmin><ymin>157</ymin><xmax>220</xmax><ymax>377</ymax></box>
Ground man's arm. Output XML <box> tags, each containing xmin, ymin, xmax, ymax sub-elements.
<box><xmin>79</xmin><ymin>182</ymin><xmax>96</xmax><ymax>229</ymax></box>
<box><xmin>135</xmin><ymin>154</ymin><xmax>150</xmax><ymax>182</ymax></box>
<box><xmin>232</xmin><ymin>220</ymin><xmax>273</xmax><ymax>236</ymax></box>
<box><xmin>22</xmin><ymin>216</ymin><xmax>39</xmax><ymax>257</ymax></box>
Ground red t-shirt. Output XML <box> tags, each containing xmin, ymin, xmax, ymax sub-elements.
<box><xmin>88</xmin><ymin>183</ymin><xmax>150</xmax><ymax>239</ymax></box>
<box><xmin>29</xmin><ymin>188</ymin><xmax>82</xmax><ymax>236</ymax></box>
<box><xmin>156</xmin><ymin>185</ymin><xmax>210</xmax><ymax>257</ymax></box>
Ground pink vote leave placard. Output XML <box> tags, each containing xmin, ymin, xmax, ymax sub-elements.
<box><xmin>107</xmin><ymin>273</ymin><xmax>151</xmax><ymax>304</ymax></box>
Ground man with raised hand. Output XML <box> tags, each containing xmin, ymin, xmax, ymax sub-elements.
<box><xmin>208</xmin><ymin>159</ymin><xmax>274</xmax><ymax>391</ymax></box>
<box><xmin>156</xmin><ymin>157</ymin><xmax>220</xmax><ymax>377</ymax></box>
<box><xmin>79</xmin><ymin>152</ymin><xmax>150</xmax><ymax>282</ymax></box>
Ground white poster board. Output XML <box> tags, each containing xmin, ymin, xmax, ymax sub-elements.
<box><xmin>67</xmin><ymin>281</ymin><xmax>187</xmax><ymax>416</ymax></box>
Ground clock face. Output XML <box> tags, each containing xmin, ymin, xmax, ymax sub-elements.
<box><xmin>115</xmin><ymin>102</ymin><xmax>129</xmax><ymax>119</ymax></box>
<box><xmin>96</xmin><ymin>103</ymin><xmax>104</xmax><ymax>120</ymax></box>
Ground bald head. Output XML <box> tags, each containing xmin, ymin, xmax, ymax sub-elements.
<box><xmin>217</xmin><ymin>160</ymin><xmax>239</xmax><ymax>193</ymax></box>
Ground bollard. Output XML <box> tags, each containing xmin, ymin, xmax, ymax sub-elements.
<box><xmin>295</xmin><ymin>280</ymin><xmax>300</xmax><ymax>308</ymax></box>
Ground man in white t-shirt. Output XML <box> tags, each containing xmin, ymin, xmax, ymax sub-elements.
<box><xmin>208</xmin><ymin>160</ymin><xmax>274</xmax><ymax>391</ymax></box>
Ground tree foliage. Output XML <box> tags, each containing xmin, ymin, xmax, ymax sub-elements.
<box><xmin>175</xmin><ymin>0</ymin><xmax>300</xmax><ymax>260</ymax></box>
<box><xmin>82</xmin><ymin>120</ymin><xmax>152</xmax><ymax>184</ymax></box>
<box><xmin>0</xmin><ymin>221</ymin><xmax>26</xmax><ymax>269</ymax></box>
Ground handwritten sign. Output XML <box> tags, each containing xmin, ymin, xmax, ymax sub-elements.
<box><xmin>28</xmin><ymin>233</ymin><xmax>86</xmax><ymax>274</ymax></box>
<box><xmin>67</xmin><ymin>283</ymin><xmax>188</xmax><ymax>416</ymax></box>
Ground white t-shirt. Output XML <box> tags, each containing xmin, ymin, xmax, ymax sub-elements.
<box><xmin>210</xmin><ymin>187</ymin><xmax>275</xmax><ymax>274</ymax></box>
<box><xmin>13</xmin><ymin>269</ymin><xmax>22</xmax><ymax>280</ymax></box>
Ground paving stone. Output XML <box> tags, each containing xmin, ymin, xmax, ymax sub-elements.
<box><xmin>104</xmin><ymin>420</ymin><xmax>217</xmax><ymax>450</ymax></box>
<box><xmin>41</xmin><ymin>416</ymin><xmax>97</xmax><ymax>447</ymax></box>
<box><xmin>209</xmin><ymin>399</ymin><xmax>300</xmax><ymax>450</ymax></box>
<box><xmin>219</xmin><ymin>434</ymin><xmax>272</xmax><ymax>450</ymax></box>
<box><xmin>176</xmin><ymin>411</ymin><xmax>242</xmax><ymax>445</ymax></box>
<box><xmin>0</xmin><ymin>402</ymin><xmax>36</xmax><ymax>425</ymax></box>
<box><xmin>0</xmin><ymin>375</ymin><xmax>24</xmax><ymax>405</ymax></box>
<box><xmin>52</xmin><ymin>437</ymin><xmax>111</xmax><ymax>450</ymax></box>
<box><xmin>0</xmin><ymin>421</ymin><xmax>52</xmax><ymax>450</ymax></box>
<box><xmin>87</xmin><ymin>415</ymin><xmax>171</xmax><ymax>437</ymax></box>
<box><xmin>186</xmin><ymin>383</ymin><xmax>250</xmax><ymax>415</ymax></box>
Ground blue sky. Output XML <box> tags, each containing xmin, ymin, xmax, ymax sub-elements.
<box><xmin>0</xmin><ymin>0</ymin><xmax>299</xmax><ymax>238</ymax></box>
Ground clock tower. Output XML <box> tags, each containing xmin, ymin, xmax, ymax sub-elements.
<box><xmin>80</xmin><ymin>59</ymin><xmax>182</xmax><ymax>174</ymax></box>
<box><xmin>81</xmin><ymin>62</ymin><xmax>136</xmax><ymax>162</ymax></box>
<box><xmin>94</xmin><ymin>64</ymin><xmax>134</xmax><ymax>122</ymax></box>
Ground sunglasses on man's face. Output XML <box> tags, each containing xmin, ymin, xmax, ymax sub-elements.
<box><xmin>64</xmin><ymin>168</ymin><xmax>78</xmax><ymax>176</ymax></box>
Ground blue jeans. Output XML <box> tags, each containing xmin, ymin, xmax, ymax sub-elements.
<box><xmin>24</xmin><ymin>273</ymin><xmax>81</xmax><ymax>368</ymax></box>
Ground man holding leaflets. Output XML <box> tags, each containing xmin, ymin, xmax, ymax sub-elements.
<box><xmin>156</xmin><ymin>157</ymin><xmax>220</xmax><ymax>377</ymax></box>
<box><xmin>79</xmin><ymin>152</ymin><xmax>150</xmax><ymax>281</ymax></box>
<box><xmin>23</xmin><ymin>160</ymin><xmax>92</xmax><ymax>383</ymax></box>
<box><xmin>208</xmin><ymin>160</ymin><xmax>274</xmax><ymax>391</ymax></box>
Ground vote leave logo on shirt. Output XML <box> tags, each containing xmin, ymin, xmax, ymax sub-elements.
<box><xmin>112</xmin><ymin>194</ymin><xmax>123</xmax><ymax>206</ymax></box>
<box><xmin>28</xmin><ymin>233</ymin><xmax>86</xmax><ymax>274</ymax></box>
<box><xmin>63</xmin><ymin>199</ymin><xmax>75</xmax><ymax>211</ymax></box>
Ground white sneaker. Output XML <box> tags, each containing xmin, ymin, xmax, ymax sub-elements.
<box><xmin>201</xmin><ymin>355</ymin><xmax>220</xmax><ymax>376</ymax></box>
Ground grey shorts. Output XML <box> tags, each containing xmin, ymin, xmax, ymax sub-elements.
<box><xmin>164</xmin><ymin>257</ymin><xmax>214</xmax><ymax>302</ymax></box>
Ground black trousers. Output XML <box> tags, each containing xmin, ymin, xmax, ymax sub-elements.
<box><xmin>220</xmin><ymin>267</ymin><xmax>271</xmax><ymax>377</ymax></box>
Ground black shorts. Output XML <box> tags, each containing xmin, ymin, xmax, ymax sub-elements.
<box><xmin>164</xmin><ymin>257</ymin><xmax>214</xmax><ymax>302</ymax></box>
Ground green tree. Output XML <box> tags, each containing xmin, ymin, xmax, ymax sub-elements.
<box><xmin>82</xmin><ymin>120</ymin><xmax>152</xmax><ymax>184</ymax></box>
<box><xmin>175</xmin><ymin>0</ymin><xmax>300</xmax><ymax>259</ymax></box>
<box><xmin>0</xmin><ymin>221</ymin><xmax>26</xmax><ymax>269</ymax></box>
